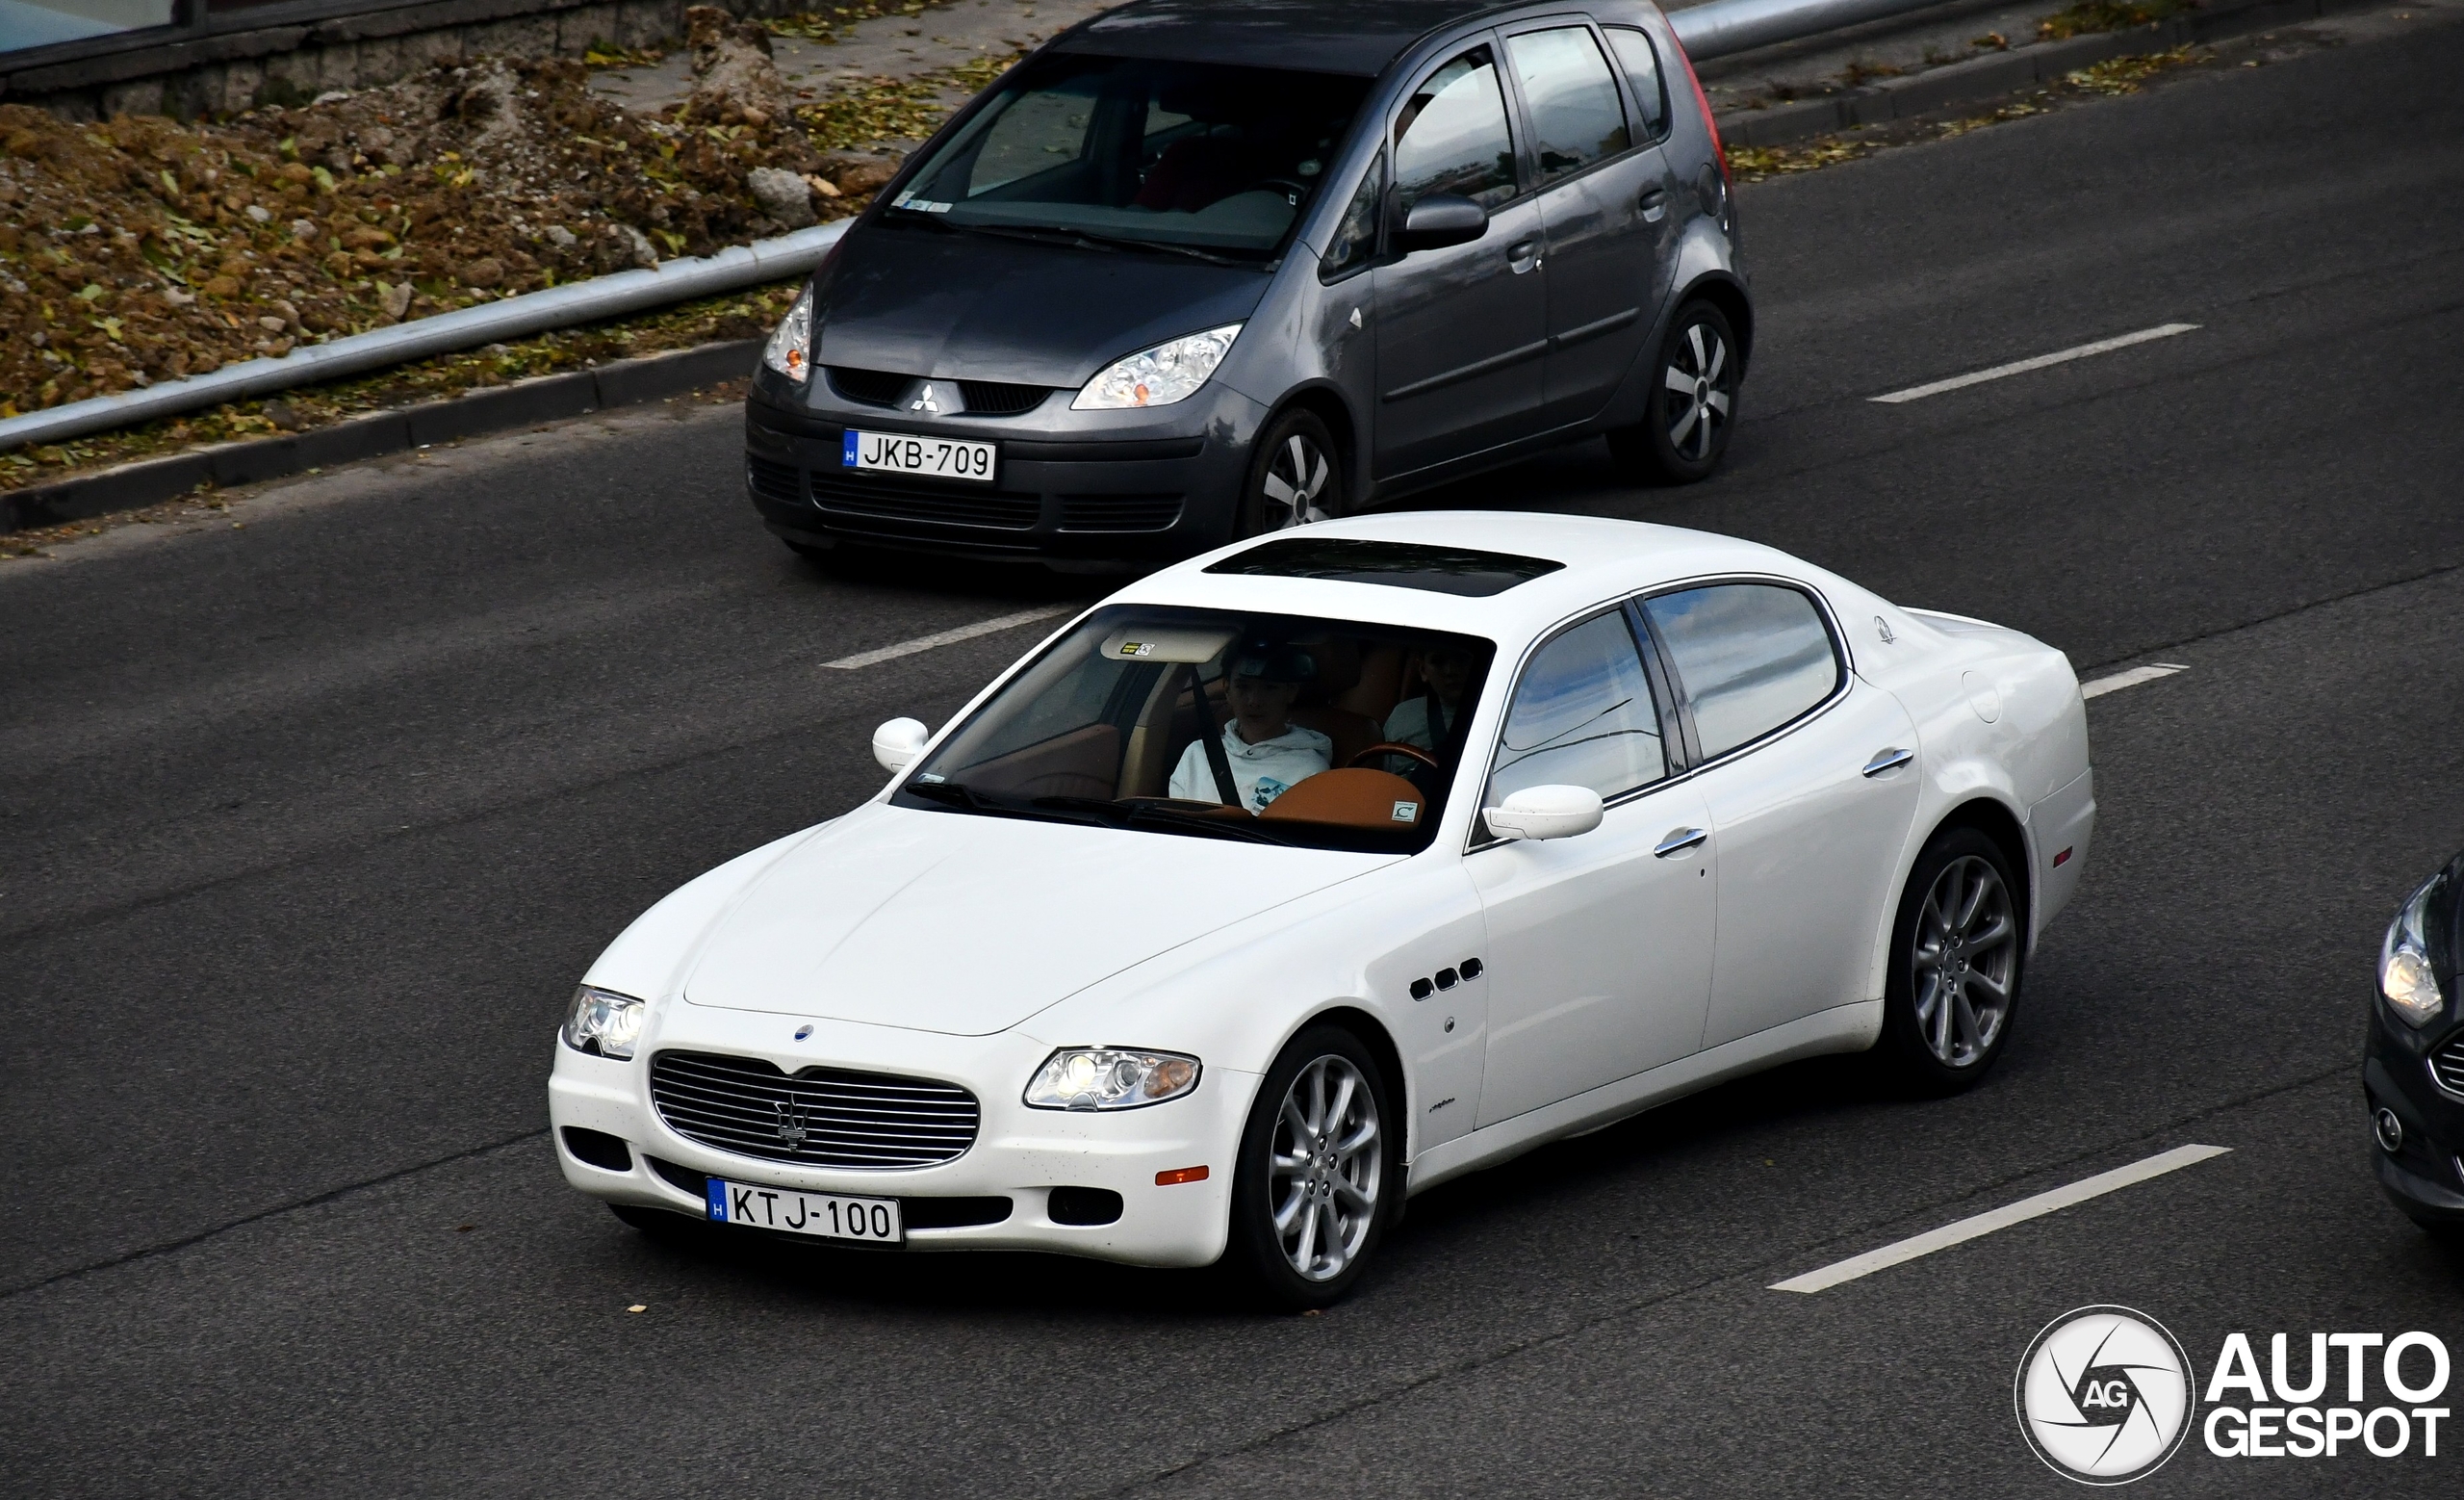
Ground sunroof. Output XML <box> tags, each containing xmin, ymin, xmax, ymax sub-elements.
<box><xmin>1203</xmin><ymin>537</ymin><xmax>1565</xmax><ymax>597</ymax></box>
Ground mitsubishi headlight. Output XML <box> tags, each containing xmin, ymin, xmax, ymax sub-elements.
<box><xmin>1024</xmin><ymin>1047</ymin><xmax>1200</xmax><ymax>1110</ymax></box>
<box><xmin>762</xmin><ymin>284</ymin><xmax>815</xmax><ymax>383</ymax></box>
<box><xmin>2379</xmin><ymin>872</ymin><xmax>2450</xmax><ymax>1028</ymax></box>
<box><xmin>562</xmin><ymin>985</ymin><xmax>648</xmax><ymax>1059</ymax></box>
<box><xmin>1071</xmin><ymin>323</ymin><xmax>1242</xmax><ymax>410</ymax></box>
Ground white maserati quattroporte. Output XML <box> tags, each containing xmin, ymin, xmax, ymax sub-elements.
<box><xmin>550</xmin><ymin>513</ymin><xmax>2094</xmax><ymax>1305</ymax></box>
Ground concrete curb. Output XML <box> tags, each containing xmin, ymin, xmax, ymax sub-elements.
<box><xmin>1715</xmin><ymin>0</ymin><xmax>2374</xmax><ymax>146</ymax></box>
<box><xmin>3</xmin><ymin>337</ymin><xmax>757</xmax><ymax>533</ymax></box>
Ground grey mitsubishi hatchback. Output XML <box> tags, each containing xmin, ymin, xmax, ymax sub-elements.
<box><xmin>744</xmin><ymin>0</ymin><xmax>1748</xmax><ymax>564</ymax></box>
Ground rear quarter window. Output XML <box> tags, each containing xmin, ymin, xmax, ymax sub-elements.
<box><xmin>1642</xmin><ymin>583</ymin><xmax>1842</xmax><ymax>758</ymax></box>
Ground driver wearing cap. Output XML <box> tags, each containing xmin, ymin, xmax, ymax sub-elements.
<box><xmin>1168</xmin><ymin>643</ymin><xmax>1333</xmax><ymax>813</ymax></box>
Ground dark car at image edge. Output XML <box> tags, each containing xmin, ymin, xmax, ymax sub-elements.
<box><xmin>2367</xmin><ymin>849</ymin><xmax>2464</xmax><ymax>1242</ymax></box>
<box><xmin>742</xmin><ymin>0</ymin><xmax>1750</xmax><ymax>567</ymax></box>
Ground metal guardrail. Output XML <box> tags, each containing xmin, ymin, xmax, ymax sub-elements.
<box><xmin>1671</xmin><ymin>0</ymin><xmax>1956</xmax><ymax>59</ymax></box>
<box><xmin>0</xmin><ymin>0</ymin><xmax>1958</xmax><ymax>453</ymax></box>
<box><xmin>0</xmin><ymin>221</ymin><xmax>846</xmax><ymax>453</ymax></box>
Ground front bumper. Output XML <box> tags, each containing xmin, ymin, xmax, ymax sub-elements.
<box><xmin>743</xmin><ymin>374</ymin><xmax>1268</xmax><ymax>561</ymax></box>
<box><xmin>2364</xmin><ymin>999</ymin><xmax>2464</xmax><ymax>1226</ymax></box>
<box><xmin>548</xmin><ymin>1001</ymin><xmax>1253</xmax><ymax>1268</ymax></box>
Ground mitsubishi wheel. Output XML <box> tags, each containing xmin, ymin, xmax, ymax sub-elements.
<box><xmin>1610</xmin><ymin>299</ymin><xmax>1742</xmax><ymax>484</ymax></box>
<box><xmin>1240</xmin><ymin>409</ymin><xmax>1344</xmax><ymax>536</ymax></box>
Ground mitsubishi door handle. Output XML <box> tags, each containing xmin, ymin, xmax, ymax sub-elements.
<box><xmin>1639</xmin><ymin>187</ymin><xmax>1668</xmax><ymax>222</ymax></box>
<box><xmin>1507</xmin><ymin>239</ymin><xmax>1541</xmax><ymax>273</ymax></box>
<box><xmin>1862</xmin><ymin>747</ymin><xmax>1914</xmax><ymax>777</ymax></box>
<box><xmin>1654</xmin><ymin>827</ymin><xmax>1708</xmax><ymax>857</ymax></box>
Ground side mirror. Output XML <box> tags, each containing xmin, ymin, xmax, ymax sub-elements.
<box><xmin>872</xmin><ymin>717</ymin><xmax>930</xmax><ymax>772</ymax></box>
<box><xmin>1484</xmin><ymin>785</ymin><xmax>1604</xmax><ymax>842</ymax></box>
<box><xmin>1395</xmin><ymin>194</ymin><xmax>1488</xmax><ymax>253</ymax></box>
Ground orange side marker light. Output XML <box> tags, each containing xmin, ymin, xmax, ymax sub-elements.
<box><xmin>1155</xmin><ymin>1165</ymin><xmax>1210</xmax><ymax>1186</ymax></box>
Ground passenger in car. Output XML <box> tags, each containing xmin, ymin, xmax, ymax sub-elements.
<box><xmin>1168</xmin><ymin>644</ymin><xmax>1333</xmax><ymax>813</ymax></box>
<box><xmin>1384</xmin><ymin>643</ymin><xmax>1478</xmax><ymax>752</ymax></box>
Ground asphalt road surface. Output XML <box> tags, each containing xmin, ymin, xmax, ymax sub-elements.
<box><xmin>5</xmin><ymin>16</ymin><xmax>2462</xmax><ymax>1497</ymax></box>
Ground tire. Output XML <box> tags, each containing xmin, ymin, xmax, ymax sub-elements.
<box><xmin>1238</xmin><ymin>408</ymin><xmax>1345</xmax><ymax>537</ymax></box>
<box><xmin>1876</xmin><ymin>827</ymin><xmax>2024</xmax><ymax>1094</ymax></box>
<box><xmin>1607</xmin><ymin>299</ymin><xmax>1741</xmax><ymax>484</ymax></box>
<box><xmin>1224</xmin><ymin>1023</ymin><xmax>1397</xmax><ymax>1309</ymax></box>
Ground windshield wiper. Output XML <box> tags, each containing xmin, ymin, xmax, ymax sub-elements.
<box><xmin>1031</xmin><ymin>794</ymin><xmax>1296</xmax><ymax>846</ymax></box>
<box><xmin>906</xmin><ymin>780</ymin><xmax>1114</xmax><ymax>830</ymax></box>
<box><xmin>899</xmin><ymin>213</ymin><xmax>1248</xmax><ymax>267</ymax></box>
<box><xmin>1050</xmin><ymin>228</ymin><xmax>1247</xmax><ymax>266</ymax></box>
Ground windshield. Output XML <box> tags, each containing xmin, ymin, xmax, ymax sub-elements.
<box><xmin>894</xmin><ymin>606</ymin><xmax>1496</xmax><ymax>853</ymax></box>
<box><xmin>886</xmin><ymin>54</ymin><xmax>1372</xmax><ymax>258</ymax></box>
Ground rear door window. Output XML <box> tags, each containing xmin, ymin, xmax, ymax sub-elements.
<box><xmin>1503</xmin><ymin>26</ymin><xmax>1631</xmax><ymax>185</ymax></box>
<box><xmin>1392</xmin><ymin>45</ymin><xmax>1520</xmax><ymax>212</ymax></box>
<box><xmin>1485</xmin><ymin>608</ymin><xmax>1669</xmax><ymax>807</ymax></box>
<box><xmin>1642</xmin><ymin>584</ymin><xmax>1842</xmax><ymax>758</ymax></box>
<box><xmin>1602</xmin><ymin>25</ymin><xmax>1670</xmax><ymax>138</ymax></box>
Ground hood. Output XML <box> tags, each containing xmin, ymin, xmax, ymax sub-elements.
<box><xmin>684</xmin><ymin>805</ymin><xmax>1388</xmax><ymax>1036</ymax></box>
<box><xmin>811</xmin><ymin>220</ymin><xmax>1270</xmax><ymax>388</ymax></box>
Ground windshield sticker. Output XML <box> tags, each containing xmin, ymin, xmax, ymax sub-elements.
<box><xmin>1117</xmin><ymin>641</ymin><xmax>1153</xmax><ymax>658</ymax></box>
<box><xmin>1392</xmin><ymin>801</ymin><xmax>1421</xmax><ymax>822</ymax></box>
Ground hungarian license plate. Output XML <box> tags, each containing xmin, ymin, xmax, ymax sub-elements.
<box><xmin>842</xmin><ymin>429</ymin><xmax>997</xmax><ymax>484</ymax></box>
<box><xmin>705</xmin><ymin>1177</ymin><xmax>903</xmax><ymax>1243</ymax></box>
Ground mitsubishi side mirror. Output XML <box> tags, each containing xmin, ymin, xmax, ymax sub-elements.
<box><xmin>873</xmin><ymin>717</ymin><xmax>930</xmax><ymax>771</ymax></box>
<box><xmin>1395</xmin><ymin>194</ymin><xmax>1488</xmax><ymax>253</ymax></box>
<box><xmin>1483</xmin><ymin>785</ymin><xmax>1604</xmax><ymax>842</ymax></box>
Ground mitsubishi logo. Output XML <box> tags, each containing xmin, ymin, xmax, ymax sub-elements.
<box><xmin>909</xmin><ymin>381</ymin><xmax>944</xmax><ymax>413</ymax></box>
<box><xmin>773</xmin><ymin>1099</ymin><xmax>809</xmax><ymax>1148</ymax></box>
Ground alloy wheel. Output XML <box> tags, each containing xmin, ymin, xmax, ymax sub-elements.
<box><xmin>1267</xmin><ymin>1054</ymin><xmax>1382</xmax><ymax>1281</ymax></box>
<box><xmin>1910</xmin><ymin>854</ymin><xmax>2017</xmax><ymax>1068</ymax></box>
<box><xmin>1660</xmin><ymin>320</ymin><xmax>1734</xmax><ymax>463</ymax></box>
<box><xmin>1258</xmin><ymin>431</ymin><xmax>1333</xmax><ymax>530</ymax></box>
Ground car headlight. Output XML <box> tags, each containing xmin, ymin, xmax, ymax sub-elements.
<box><xmin>763</xmin><ymin>284</ymin><xmax>814</xmax><ymax>383</ymax></box>
<box><xmin>563</xmin><ymin>985</ymin><xmax>648</xmax><ymax>1059</ymax></box>
<box><xmin>1071</xmin><ymin>323</ymin><xmax>1242</xmax><ymax>410</ymax></box>
<box><xmin>1024</xmin><ymin>1047</ymin><xmax>1201</xmax><ymax>1110</ymax></box>
<box><xmin>2379</xmin><ymin>872</ymin><xmax>2450</xmax><ymax>1028</ymax></box>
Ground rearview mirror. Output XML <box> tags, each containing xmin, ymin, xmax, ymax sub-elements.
<box><xmin>1395</xmin><ymin>194</ymin><xmax>1488</xmax><ymax>253</ymax></box>
<box><xmin>873</xmin><ymin>717</ymin><xmax>930</xmax><ymax>772</ymax></box>
<box><xmin>1484</xmin><ymin>785</ymin><xmax>1604</xmax><ymax>842</ymax></box>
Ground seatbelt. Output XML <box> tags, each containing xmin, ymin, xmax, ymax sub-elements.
<box><xmin>1197</xmin><ymin>668</ymin><xmax>1242</xmax><ymax>808</ymax></box>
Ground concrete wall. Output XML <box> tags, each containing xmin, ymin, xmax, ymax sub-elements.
<box><xmin>2</xmin><ymin>0</ymin><xmax>809</xmax><ymax>119</ymax></box>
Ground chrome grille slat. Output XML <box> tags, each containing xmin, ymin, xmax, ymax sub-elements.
<box><xmin>650</xmin><ymin>1049</ymin><xmax>981</xmax><ymax>1169</ymax></box>
<box><xmin>2431</xmin><ymin>1037</ymin><xmax>2464</xmax><ymax>1096</ymax></box>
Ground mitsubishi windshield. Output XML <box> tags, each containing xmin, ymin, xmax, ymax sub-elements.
<box><xmin>884</xmin><ymin>54</ymin><xmax>1373</xmax><ymax>258</ymax></box>
<box><xmin>894</xmin><ymin>607</ymin><xmax>1496</xmax><ymax>853</ymax></box>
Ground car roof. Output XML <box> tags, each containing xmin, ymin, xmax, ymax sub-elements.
<box><xmin>1056</xmin><ymin>0</ymin><xmax>1531</xmax><ymax>76</ymax></box>
<box><xmin>1109</xmin><ymin>511</ymin><xmax>1828</xmax><ymax>642</ymax></box>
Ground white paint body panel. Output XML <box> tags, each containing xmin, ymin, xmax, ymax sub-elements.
<box><xmin>549</xmin><ymin>512</ymin><xmax>2093</xmax><ymax>1266</ymax></box>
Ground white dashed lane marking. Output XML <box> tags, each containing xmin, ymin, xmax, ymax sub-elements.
<box><xmin>1871</xmin><ymin>323</ymin><xmax>2201</xmax><ymax>403</ymax></box>
<box><xmin>2082</xmin><ymin>662</ymin><xmax>2191</xmax><ymax>699</ymax></box>
<box><xmin>823</xmin><ymin>606</ymin><xmax>1077</xmax><ymax>670</ymax></box>
<box><xmin>1769</xmin><ymin>1145</ymin><xmax>2231</xmax><ymax>1293</ymax></box>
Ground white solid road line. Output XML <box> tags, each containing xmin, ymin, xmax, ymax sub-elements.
<box><xmin>2081</xmin><ymin>661</ymin><xmax>2191</xmax><ymax>699</ymax></box>
<box><xmin>1871</xmin><ymin>323</ymin><xmax>2201</xmax><ymax>404</ymax></box>
<box><xmin>1770</xmin><ymin>1144</ymin><xmax>2231</xmax><ymax>1293</ymax></box>
<box><xmin>824</xmin><ymin>605</ymin><xmax>1076</xmax><ymax>670</ymax></box>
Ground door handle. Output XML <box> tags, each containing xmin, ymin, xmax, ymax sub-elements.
<box><xmin>1507</xmin><ymin>239</ymin><xmax>1541</xmax><ymax>274</ymax></box>
<box><xmin>1654</xmin><ymin>826</ymin><xmax>1708</xmax><ymax>858</ymax></box>
<box><xmin>1639</xmin><ymin>187</ymin><xmax>1668</xmax><ymax>222</ymax></box>
<box><xmin>1861</xmin><ymin>747</ymin><xmax>1914</xmax><ymax>778</ymax></box>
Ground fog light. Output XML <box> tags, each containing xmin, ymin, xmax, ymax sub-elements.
<box><xmin>2374</xmin><ymin>1107</ymin><xmax>2404</xmax><ymax>1153</ymax></box>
